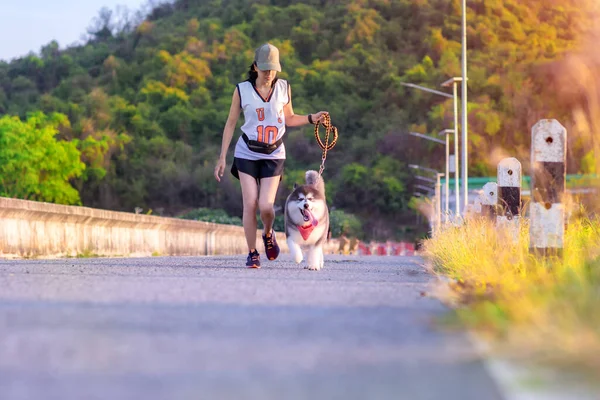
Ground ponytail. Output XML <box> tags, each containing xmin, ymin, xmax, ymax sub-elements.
<box><xmin>247</xmin><ymin>62</ymin><xmax>258</xmax><ymax>85</ymax></box>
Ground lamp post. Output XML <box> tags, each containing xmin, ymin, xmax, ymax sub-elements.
<box><xmin>460</xmin><ymin>0</ymin><xmax>468</xmax><ymax>213</ymax></box>
<box><xmin>437</xmin><ymin>129</ymin><xmax>454</xmax><ymax>219</ymax></box>
<box><xmin>435</xmin><ymin>172</ymin><xmax>444</xmax><ymax>234</ymax></box>
<box><xmin>441</xmin><ymin>77</ymin><xmax>464</xmax><ymax>217</ymax></box>
<box><xmin>401</xmin><ymin>82</ymin><xmax>461</xmax><ymax>217</ymax></box>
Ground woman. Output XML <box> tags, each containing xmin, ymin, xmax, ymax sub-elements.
<box><xmin>214</xmin><ymin>43</ymin><xmax>328</xmax><ymax>268</ymax></box>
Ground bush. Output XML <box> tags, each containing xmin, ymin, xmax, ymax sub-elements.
<box><xmin>178</xmin><ymin>207</ymin><xmax>242</xmax><ymax>226</ymax></box>
<box><xmin>329</xmin><ymin>209</ymin><xmax>362</xmax><ymax>238</ymax></box>
<box><xmin>178</xmin><ymin>208</ymin><xmax>287</xmax><ymax>232</ymax></box>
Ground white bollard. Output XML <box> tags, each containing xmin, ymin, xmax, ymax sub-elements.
<box><xmin>497</xmin><ymin>158</ymin><xmax>522</xmax><ymax>242</ymax></box>
<box><xmin>480</xmin><ymin>182</ymin><xmax>498</xmax><ymax>221</ymax></box>
<box><xmin>530</xmin><ymin>119</ymin><xmax>567</xmax><ymax>256</ymax></box>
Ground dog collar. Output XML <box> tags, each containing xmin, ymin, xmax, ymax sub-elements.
<box><xmin>297</xmin><ymin>220</ymin><xmax>318</xmax><ymax>240</ymax></box>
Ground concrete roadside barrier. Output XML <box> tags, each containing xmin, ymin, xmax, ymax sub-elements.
<box><xmin>0</xmin><ymin>196</ymin><xmax>292</xmax><ymax>259</ymax></box>
<box><xmin>481</xmin><ymin>182</ymin><xmax>498</xmax><ymax>221</ymax></box>
<box><xmin>497</xmin><ymin>158</ymin><xmax>522</xmax><ymax>243</ymax></box>
<box><xmin>529</xmin><ymin>119</ymin><xmax>567</xmax><ymax>256</ymax></box>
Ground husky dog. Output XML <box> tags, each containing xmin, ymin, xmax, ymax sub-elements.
<box><xmin>284</xmin><ymin>170</ymin><xmax>329</xmax><ymax>270</ymax></box>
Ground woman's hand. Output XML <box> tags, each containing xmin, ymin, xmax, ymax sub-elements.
<box><xmin>214</xmin><ymin>157</ymin><xmax>226</xmax><ymax>182</ymax></box>
<box><xmin>311</xmin><ymin>111</ymin><xmax>329</xmax><ymax>124</ymax></box>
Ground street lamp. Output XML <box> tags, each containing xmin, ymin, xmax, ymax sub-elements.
<box><xmin>440</xmin><ymin>1</ymin><xmax>470</xmax><ymax>214</ymax></box>
<box><xmin>408</xmin><ymin>131</ymin><xmax>445</xmax><ymax>145</ymax></box>
<box><xmin>402</xmin><ymin>80</ymin><xmax>461</xmax><ymax>216</ymax></box>
<box><xmin>415</xmin><ymin>184</ymin><xmax>434</xmax><ymax>193</ymax></box>
<box><xmin>434</xmin><ymin>173</ymin><xmax>444</xmax><ymax>236</ymax></box>
<box><xmin>409</xmin><ymin>164</ymin><xmax>438</xmax><ymax>175</ymax></box>
<box><xmin>437</xmin><ymin>129</ymin><xmax>454</xmax><ymax>218</ymax></box>
<box><xmin>400</xmin><ymin>82</ymin><xmax>453</xmax><ymax>99</ymax></box>
<box><xmin>441</xmin><ymin>77</ymin><xmax>465</xmax><ymax>218</ymax></box>
<box><xmin>415</xmin><ymin>175</ymin><xmax>435</xmax><ymax>184</ymax></box>
<box><xmin>400</xmin><ymin>1</ymin><xmax>468</xmax><ymax>215</ymax></box>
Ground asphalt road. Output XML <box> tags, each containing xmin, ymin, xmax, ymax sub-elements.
<box><xmin>0</xmin><ymin>254</ymin><xmax>503</xmax><ymax>400</ymax></box>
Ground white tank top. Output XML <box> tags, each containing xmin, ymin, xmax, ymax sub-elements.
<box><xmin>234</xmin><ymin>79</ymin><xmax>289</xmax><ymax>160</ymax></box>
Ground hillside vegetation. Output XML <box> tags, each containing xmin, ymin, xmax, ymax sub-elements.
<box><xmin>0</xmin><ymin>0</ymin><xmax>597</xmax><ymax>239</ymax></box>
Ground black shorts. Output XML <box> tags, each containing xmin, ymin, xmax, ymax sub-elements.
<box><xmin>231</xmin><ymin>157</ymin><xmax>285</xmax><ymax>181</ymax></box>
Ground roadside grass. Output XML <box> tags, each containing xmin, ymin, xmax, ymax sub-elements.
<box><xmin>76</xmin><ymin>249</ymin><xmax>101</xmax><ymax>258</ymax></box>
<box><xmin>422</xmin><ymin>212</ymin><xmax>600</xmax><ymax>379</ymax></box>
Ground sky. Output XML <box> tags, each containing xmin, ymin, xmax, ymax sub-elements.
<box><xmin>1</xmin><ymin>0</ymin><xmax>149</xmax><ymax>62</ymax></box>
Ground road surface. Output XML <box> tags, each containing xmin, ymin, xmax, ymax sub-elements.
<box><xmin>0</xmin><ymin>254</ymin><xmax>503</xmax><ymax>400</ymax></box>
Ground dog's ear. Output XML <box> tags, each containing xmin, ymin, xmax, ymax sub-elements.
<box><xmin>293</xmin><ymin>183</ymin><xmax>298</xmax><ymax>189</ymax></box>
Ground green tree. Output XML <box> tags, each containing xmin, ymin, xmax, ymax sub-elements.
<box><xmin>0</xmin><ymin>112</ymin><xmax>85</xmax><ymax>204</ymax></box>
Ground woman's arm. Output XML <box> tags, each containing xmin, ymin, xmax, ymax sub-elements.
<box><xmin>214</xmin><ymin>88</ymin><xmax>241</xmax><ymax>181</ymax></box>
<box><xmin>283</xmin><ymin>85</ymin><xmax>328</xmax><ymax>127</ymax></box>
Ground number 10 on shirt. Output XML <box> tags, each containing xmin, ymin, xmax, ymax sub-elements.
<box><xmin>255</xmin><ymin>108</ymin><xmax>277</xmax><ymax>144</ymax></box>
<box><xmin>257</xmin><ymin>125</ymin><xmax>277</xmax><ymax>144</ymax></box>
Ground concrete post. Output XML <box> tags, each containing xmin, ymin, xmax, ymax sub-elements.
<box><xmin>530</xmin><ymin>119</ymin><xmax>567</xmax><ymax>256</ymax></box>
<box><xmin>497</xmin><ymin>158</ymin><xmax>522</xmax><ymax>242</ymax></box>
<box><xmin>480</xmin><ymin>182</ymin><xmax>498</xmax><ymax>221</ymax></box>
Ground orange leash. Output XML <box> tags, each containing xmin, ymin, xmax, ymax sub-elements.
<box><xmin>314</xmin><ymin>113</ymin><xmax>338</xmax><ymax>176</ymax></box>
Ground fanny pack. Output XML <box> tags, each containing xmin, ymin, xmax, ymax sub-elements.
<box><xmin>242</xmin><ymin>133</ymin><xmax>283</xmax><ymax>155</ymax></box>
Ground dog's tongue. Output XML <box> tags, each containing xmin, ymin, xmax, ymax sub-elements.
<box><xmin>311</xmin><ymin>216</ymin><xmax>318</xmax><ymax>226</ymax></box>
<box><xmin>299</xmin><ymin>210</ymin><xmax>318</xmax><ymax>240</ymax></box>
<box><xmin>303</xmin><ymin>209</ymin><xmax>317</xmax><ymax>226</ymax></box>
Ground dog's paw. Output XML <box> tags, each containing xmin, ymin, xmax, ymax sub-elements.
<box><xmin>307</xmin><ymin>264</ymin><xmax>321</xmax><ymax>271</ymax></box>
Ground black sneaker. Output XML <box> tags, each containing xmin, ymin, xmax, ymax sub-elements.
<box><xmin>263</xmin><ymin>231</ymin><xmax>280</xmax><ymax>261</ymax></box>
<box><xmin>246</xmin><ymin>249</ymin><xmax>260</xmax><ymax>268</ymax></box>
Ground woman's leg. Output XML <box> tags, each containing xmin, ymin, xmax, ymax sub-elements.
<box><xmin>258</xmin><ymin>175</ymin><xmax>281</xmax><ymax>260</ymax></box>
<box><xmin>258</xmin><ymin>176</ymin><xmax>281</xmax><ymax>235</ymax></box>
<box><xmin>239</xmin><ymin>172</ymin><xmax>259</xmax><ymax>251</ymax></box>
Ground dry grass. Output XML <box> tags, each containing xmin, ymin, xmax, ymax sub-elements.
<box><xmin>423</xmin><ymin>213</ymin><xmax>600</xmax><ymax>378</ymax></box>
